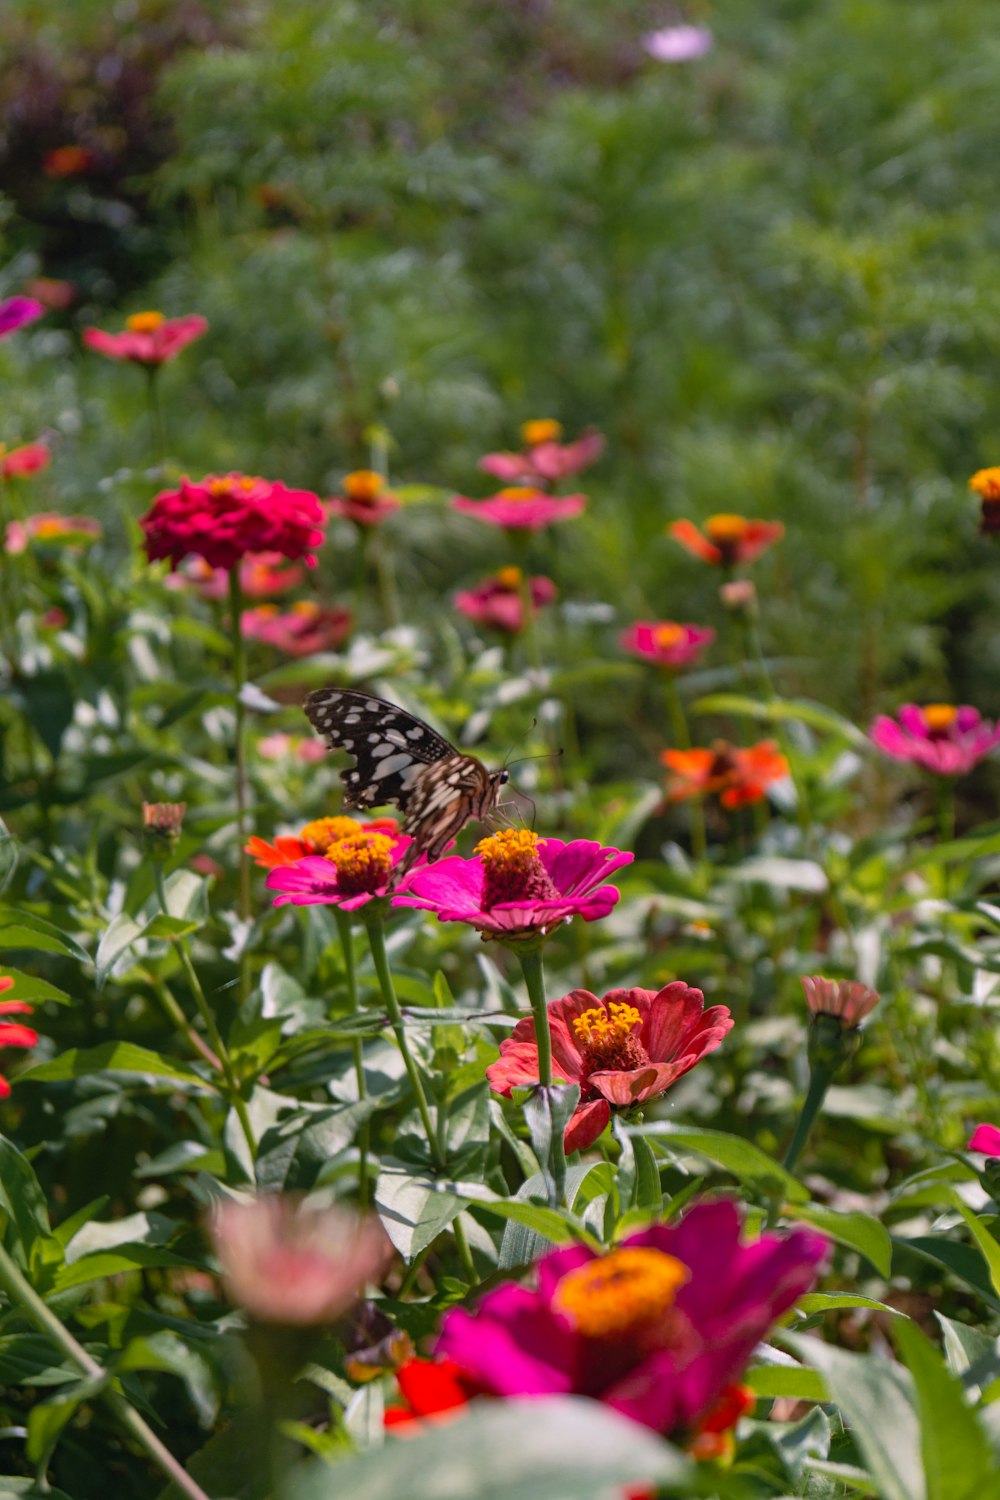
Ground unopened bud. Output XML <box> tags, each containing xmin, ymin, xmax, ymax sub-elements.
<box><xmin>719</xmin><ymin>579</ymin><xmax>757</xmax><ymax>615</ymax></box>
<box><xmin>142</xmin><ymin>801</ymin><xmax>186</xmax><ymax>859</ymax></box>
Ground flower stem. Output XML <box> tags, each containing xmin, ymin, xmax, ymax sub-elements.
<box><xmin>664</xmin><ymin>675</ymin><xmax>707</xmax><ymax>863</ymax></box>
<box><xmin>228</xmin><ymin>569</ymin><xmax>252</xmax><ymax>936</ymax></box>
<box><xmin>366</xmin><ymin>917</ymin><xmax>443</xmax><ymax>1169</ymax></box>
<box><xmin>782</xmin><ymin>1062</ymin><xmax>835</xmax><ymax>1177</ymax></box>
<box><xmin>0</xmin><ymin>1241</ymin><xmax>210</xmax><ymax>1500</ymax></box>
<box><xmin>145</xmin><ymin>367</ymin><xmax>166</xmax><ymax>465</ymax></box>
<box><xmin>517</xmin><ymin>946</ymin><xmax>552</xmax><ymax>1086</ymax></box>
<box><xmin>335</xmin><ymin>909</ymin><xmax>370</xmax><ymax>1209</ymax></box>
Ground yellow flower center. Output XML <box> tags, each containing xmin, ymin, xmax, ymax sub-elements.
<box><xmin>969</xmin><ymin>467</ymin><xmax>1000</xmax><ymax>503</ymax></box>
<box><xmin>126</xmin><ymin>310</ymin><xmax>166</xmax><ymax>332</ymax></box>
<box><xmin>572</xmin><ymin>1001</ymin><xmax>642</xmax><ymax>1045</ymax></box>
<box><xmin>498</xmin><ymin>487</ymin><xmax>539</xmax><ymax>503</ymax></box>
<box><xmin>290</xmin><ymin>600</ymin><xmax>320</xmax><ymax>617</ymax></box>
<box><xmin>301</xmin><ymin>816</ymin><xmax>363</xmax><ymax>853</ymax></box>
<box><xmin>253</xmin><ymin>604</ymin><xmax>280</xmax><ymax>618</ymax></box>
<box><xmin>572</xmin><ymin>1000</ymin><xmax>648</xmax><ymax>1076</ymax></box>
<box><xmin>521</xmin><ymin>418</ymin><xmax>563</xmax><ymax>447</ymax></box>
<box><xmin>554</xmin><ymin>1247</ymin><xmax>689</xmax><ymax>1340</ymax></box>
<box><xmin>923</xmin><ymin>703</ymin><xmax>958</xmax><ymax>733</ymax></box>
<box><xmin>474</xmin><ymin>829</ymin><xmax>560</xmax><ymax>909</ymax></box>
<box><xmin>653</xmin><ymin>623</ymin><xmax>685</xmax><ymax>650</ymax></box>
<box><xmin>496</xmin><ymin>566</ymin><xmax>523</xmax><ymax>590</ymax></box>
<box><xmin>344</xmin><ymin>470</ymin><xmax>383</xmax><ymax>503</ymax></box>
<box><xmin>705</xmin><ymin>513</ymin><xmax>749</xmax><ymax>543</ymax></box>
<box><xmin>324</xmin><ymin>831</ymin><xmax>394</xmax><ymax>894</ymax></box>
<box><xmin>33</xmin><ymin>517</ymin><xmax>69</xmax><ymax>539</ymax></box>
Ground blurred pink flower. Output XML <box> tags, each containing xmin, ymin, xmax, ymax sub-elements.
<box><xmin>870</xmin><ymin>704</ymin><xmax>1000</xmax><ymax>776</ymax></box>
<box><xmin>0</xmin><ymin>297</ymin><xmax>44</xmax><ymax>339</ymax></box>
<box><xmin>620</xmin><ymin>621</ymin><xmax>714</xmax><ymax>671</ymax></box>
<box><xmin>165</xmin><ymin>552</ymin><xmax>307</xmax><ymax>601</ymax></box>
<box><xmin>643</xmin><ymin>25</ymin><xmax>713</xmax><ymax>62</ymax></box>
<box><xmin>455</xmin><ymin>566</ymin><xmax>556</xmax><ymax>633</ymax></box>
<box><xmin>327</xmin><ymin>470</ymin><xmax>401</xmax><ymax>527</ymax></box>
<box><xmin>83</xmin><ymin>310</ymin><xmax>208</xmax><ymax>366</ymax></box>
<box><xmin>266</xmin><ymin>830</ymin><xmax>413</xmax><ymax>912</ymax></box>
<box><xmin>24</xmin><ymin>278</ymin><xmax>76</xmax><ymax>311</ymax></box>
<box><xmin>210</xmin><ymin>1196</ymin><xmax>391</xmax><ymax>1325</ymax></box>
<box><xmin>241</xmin><ymin>601</ymin><xmax>352</xmax><ymax>656</ymax></box>
<box><xmin>968</xmin><ymin>1124</ymin><xmax>1000</xmax><ymax>1156</ymax></box>
<box><xmin>141</xmin><ymin>474</ymin><xmax>326</xmax><ymax>570</ymax></box>
<box><xmin>5</xmin><ymin>513</ymin><xmax>101</xmax><ymax>555</ymax></box>
<box><xmin>801</xmin><ymin>977</ymin><xmax>880</xmax><ymax>1029</ymax></box>
<box><xmin>0</xmin><ymin>442</ymin><xmax>49</xmax><ymax>479</ymax></box>
<box><xmin>479</xmin><ymin>424</ymin><xmax>605</xmax><ymax>486</ymax></box>
<box><xmin>257</xmin><ymin>732</ymin><xmax>326</xmax><ymax>763</ymax></box>
<box><xmin>393</xmin><ymin>830</ymin><xmax>632</xmax><ymax>941</ymax></box>
<box><xmin>453</xmin><ymin>487</ymin><xmax>586</xmax><ymax>532</ymax></box>
<box><xmin>488</xmin><ymin>982</ymin><xmax>733</xmax><ymax>1153</ymax></box>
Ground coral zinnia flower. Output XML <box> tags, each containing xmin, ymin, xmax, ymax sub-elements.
<box><xmin>620</xmin><ymin>621</ymin><xmax>715</xmax><ymax>671</ymax></box>
<box><xmin>662</xmin><ymin>741</ymin><xmax>788</xmax><ymax>808</ymax></box>
<box><xmin>487</xmin><ymin>983</ymin><xmax>733</xmax><ymax>1153</ymax></box>
<box><xmin>870</xmin><ymin>704</ymin><xmax>1000</xmax><ymax>776</ymax></box>
<box><xmin>668</xmin><ymin>515</ymin><xmax>784</xmax><ymax>567</ymax></box>
<box><xmin>455</xmin><ymin>567</ymin><xmax>557</xmax><ymax>634</ymax></box>
<box><xmin>434</xmin><ymin>1200</ymin><xmax>825</xmax><ymax>1439</ymax></box>
<box><xmin>166</xmin><ymin>552</ymin><xmax>307</xmax><ymax>601</ymax></box>
<box><xmin>256</xmin><ymin>733</ymin><xmax>326</xmax><ymax>764</ymax></box>
<box><xmin>327</xmin><ymin>470</ymin><xmax>401</xmax><ymax>526</ymax></box>
<box><xmin>265</xmin><ymin>830</ymin><xmax>413</xmax><ymax>910</ymax></box>
<box><xmin>1</xmin><ymin>442</ymin><xmax>50</xmax><ymax>479</ymax></box>
<box><xmin>479</xmin><ymin>427</ymin><xmax>605</xmax><ymax>486</ymax></box>
<box><xmin>247</xmin><ymin>815</ymin><xmax>399</xmax><ymax>869</ymax></box>
<box><xmin>209</xmin><ymin>1196</ymin><xmax>391</xmax><ymax>1326</ymax></box>
<box><xmin>0</xmin><ymin>978</ymin><xmax>38</xmax><ymax>1099</ymax></box>
<box><xmin>82</xmin><ymin>310</ymin><xmax>208</xmax><ymax>366</ymax></box>
<box><xmin>4</xmin><ymin>513</ymin><xmax>102</xmax><ymax>555</ymax></box>
<box><xmin>0</xmin><ymin>297</ymin><xmax>44</xmax><ymax>339</ymax></box>
<box><xmin>141</xmin><ymin>473</ymin><xmax>326</xmax><ymax>571</ymax></box>
<box><xmin>969</xmin><ymin>1124</ymin><xmax>1000</xmax><ymax>1156</ymax></box>
<box><xmin>393</xmin><ymin>831</ymin><xmax>632</xmax><ymax>941</ymax></box>
<box><xmin>801</xmin><ymin>976</ymin><xmax>879</xmax><ymax>1030</ymax></box>
<box><xmin>241</xmin><ymin>601</ymin><xmax>352</xmax><ymax>656</ymax></box>
<box><xmin>453</xmin><ymin>487</ymin><xmax>586</xmax><ymax>531</ymax></box>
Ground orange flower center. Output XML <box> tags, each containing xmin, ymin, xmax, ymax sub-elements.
<box><xmin>969</xmin><ymin>467</ymin><xmax>1000</xmax><ymax>503</ymax></box>
<box><xmin>496</xmin><ymin>566</ymin><xmax>523</xmax><ymax>590</ymax></box>
<box><xmin>705</xmin><ymin>513</ymin><xmax>749</xmax><ymax>543</ymax></box>
<box><xmin>343</xmin><ymin>470</ymin><xmax>383</xmax><ymax>503</ymax></box>
<box><xmin>923</xmin><ymin>703</ymin><xmax>958</xmax><ymax>734</ymax></box>
<box><xmin>554</xmin><ymin>1247</ymin><xmax>689</xmax><ymax>1340</ymax></box>
<box><xmin>653</xmin><ymin>623</ymin><xmax>685</xmax><ymax>650</ymax></box>
<box><xmin>521</xmin><ymin>418</ymin><xmax>563</xmax><ymax>447</ymax></box>
<box><xmin>324</xmin><ymin>832</ymin><xmax>394</xmax><ymax>894</ymax></box>
<box><xmin>474</xmin><ymin>829</ymin><xmax>560</xmax><ymax>909</ymax></box>
<box><xmin>290</xmin><ymin>600</ymin><xmax>320</xmax><ymax>617</ymax></box>
<box><xmin>301</xmin><ymin>816</ymin><xmax>364</xmax><ymax>853</ymax></box>
<box><xmin>33</xmin><ymin>517</ymin><xmax>70</xmax><ymax>539</ymax></box>
<box><xmin>498</xmin><ymin>487</ymin><xmax>540</xmax><ymax>503</ymax></box>
<box><xmin>572</xmin><ymin>1001</ymin><xmax>648</xmax><ymax>1074</ymax></box>
<box><xmin>126</xmin><ymin>311</ymin><xmax>165</xmax><ymax>332</ymax></box>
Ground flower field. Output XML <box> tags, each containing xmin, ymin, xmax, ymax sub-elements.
<box><xmin>3</xmin><ymin>3</ymin><xmax>1000</xmax><ymax>1497</ymax></box>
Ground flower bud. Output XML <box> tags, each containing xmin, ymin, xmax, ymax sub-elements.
<box><xmin>142</xmin><ymin>801</ymin><xmax>186</xmax><ymax>859</ymax></box>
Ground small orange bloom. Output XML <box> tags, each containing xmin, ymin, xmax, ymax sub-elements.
<box><xmin>970</xmin><ymin>467</ymin><xmax>1000</xmax><ymax>533</ymax></box>
<box><xmin>668</xmin><ymin>515</ymin><xmax>784</xmax><ymax>567</ymax></box>
<box><xmin>662</xmin><ymin>740</ymin><xmax>788</xmax><ymax>808</ymax></box>
<box><xmin>246</xmin><ymin>816</ymin><xmax>400</xmax><ymax>869</ymax></box>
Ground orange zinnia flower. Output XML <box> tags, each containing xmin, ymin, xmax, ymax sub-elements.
<box><xmin>246</xmin><ymin>816</ymin><xmax>400</xmax><ymax>869</ymax></box>
<box><xmin>668</xmin><ymin>515</ymin><xmax>784</xmax><ymax>567</ymax></box>
<box><xmin>662</xmin><ymin>740</ymin><xmax>788</xmax><ymax>808</ymax></box>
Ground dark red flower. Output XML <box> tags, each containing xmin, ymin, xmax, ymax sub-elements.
<box><xmin>141</xmin><ymin>474</ymin><xmax>326</xmax><ymax>571</ymax></box>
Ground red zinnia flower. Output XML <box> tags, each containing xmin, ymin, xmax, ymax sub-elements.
<box><xmin>0</xmin><ymin>443</ymin><xmax>50</xmax><ymax>479</ymax></box>
<box><xmin>452</xmin><ymin>487</ymin><xmax>586</xmax><ymax>532</ymax></box>
<box><xmin>0</xmin><ymin>978</ymin><xmax>38</xmax><ymax>1099</ymax></box>
<box><xmin>669</xmin><ymin>515</ymin><xmax>784</xmax><ymax>567</ymax></box>
<box><xmin>384</xmin><ymin>1358</ymin><xmax>486</xmax><ymax>1430</ymax></box>
<box><xmin>620</xmin><ymin>621</ymin><xmax>715</xmax><ymax>671</ymax></box>
<box><xmin>662</xmin><ymin>741</ymin><xmax>789</xmax><ymax>808</ymax></box>
<box><xmin>454</xmin><ymin>567</ymin><xmax>557</xmax><ymax>634</ymax></box>
<box><xmin>326</xmin><ymin>470</ymin><xmax>401</xmax><ymax>527</ymax></box>
<box><xmin>241</xmin><ymin>601</ymin><xmax>352</xmax><ymax>656</ymax></box>
<box><xmin>83</xmin><ymin>310</ymin><xmax>208</xmax><ymax>366</ymax></box>
<box><xmin>140</xmin><ymin>473</ymin><xmax>326</xmax><ymax>571</ymax></box>
<box><xmin>487</xmin><ymin>982</ymin><xmax>733</xmax><ymax>1152</ymax></box>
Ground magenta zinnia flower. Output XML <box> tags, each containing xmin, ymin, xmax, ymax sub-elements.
<box><xmin>620</xmin><ymin>621</ymin><xmax>715</xmax><ymax>671</ymax></box>
<box><xmin>82</xmin><ymin>310</ymin><xmax>208</xmax><ymax>366</ymax></box>
<box><xmin>479</xmin><ymin>424</ymin><xmax>605</xmax><ymax>486</ymax></box>
<box><xmin>968</xmin><ymin>1124</ymin><xmax>1000</xmax><ymax>1156</ymax></box>
<box><xmin>393</xmin><ymin>830</ymin><xmax>632</xmax><ymax>941</ymax></box>
<box><xmin>435</xmin><ymin>1200</ymin><xmax>825</xmax><ymax>1439</ymax></box>
<box><xmin>453</xmin><ymin>487</ymin><xmax>586</xmax><ymax>532</ymax></box>
<box><xmin>241</xmin><ymin>601</ymin><xmax>352</xmax><ymax>656</ymax></box>
<box><xmin>326</xmin><ymin>469</ymin><xmax>401</xmax><ymax>527</ymax></box>
<box><xmin>0</xmin><ymin>297</ymin><xmax>44</xmax><ymax>340</ymax></box>
<box><xmin>141</xmin><ymin>473</ymin><xmax>326</xmax><ymax>571</ymax></box>
<box><xmin>487</xmin><ymin>983</ymin><xmax>733</xmax><ymax>1152</ymax></box>
<box><xmin>455</xmin><ymin>567</ymin><xmax>557</xmax><ymax>634</ymax></box>
<box><xmin>870</xmin><ymin>704</ymin><xmax>1000</xmax><ymax>776</ymax></box>
<box><xmin>266</xmin><ymin>829</ymin><xmax>413</xmax><ymax>912</ymax></box>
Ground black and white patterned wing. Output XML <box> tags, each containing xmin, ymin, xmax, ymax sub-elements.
<box><xmin>303</xmin><ymin>687</ymin><xmax>456</xmax><ymax>812</ymax></box>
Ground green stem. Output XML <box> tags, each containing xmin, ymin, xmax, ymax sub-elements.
<box><xmin>452</xmin><ymin>1216</ymin><xmax>477</xmax><ymax>1284</ymax></box>
<box><xmin>0</xmin><ymin>1242</ymin><xmax>210</xmax><ymax>1500</ymax></box>
<box><xmin>366</xmin><ymin>917</ymin><xmax>443</xmax><ymax>1169</ymax></box>
<box><xmin>145</xmin><ymin>367</ymin><xmax>166</xmax><ymax>465</ymax></box>
<box><xmin>517</xmin><ymin>946</ymin><xmax>552</xmax><ymax>1086</ymax></box>
<box><xmin>228</xmin><ymin>569</ymin><xmax>252</xmax><ymax>944</ymax></box>
<box><xmin>335</xmin><ymin>910</ymin><xmax>370</xmax><ymax>1209</ymax></box>
<box><xmin>145</xmin><ymin>970</ymin><xmax>223</xmax><ymax>1072</ymax></box>
<box><xmin>153</xmin><ymin>867</ymin><xmax>257</xmax><ymax>1161</ymax></box>
<box><xmin>782</xmin><ymin>1062</ymin><xmax>835</xmax><ymax>1177</ymax></box>
<box><xmin>664</xmin><ymin>674</ymin><xmax>707</xmax><ymax>863</ymax></box>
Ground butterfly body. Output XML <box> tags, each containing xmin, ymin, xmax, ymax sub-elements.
<box><xmin>303</xmin><ymin>688</ymin><xmax>508</xmax><ymax>874</ymax></box>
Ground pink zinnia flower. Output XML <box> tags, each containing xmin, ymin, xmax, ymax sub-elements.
<box><xmin>669</xmin><ymin>515</ymin><xmax>784</xmax><ymax>567</ymax></box>
<box><xmin>0</xmin><ymin>297</ymin><xmax>44</xmax><ymax>340</ymax></box>
<box><xmin>620</xmin><ymin>621</ymin><xmax>714</xmax><ymax>671</ymax></box>
<box><xmin>326</xmin><ymin>470</ymin><xmax>401</xmax><ymax>527</ymax></box>
<box><xmin>479</xmin><ymin>423</ymin><xmax>605</xmax><ymax>486</ymax></box>
<box><xmin>24</xmin><ymin>278</ymin><xmax>76</xmax><ymax>311</ymax></box>
<box><xmin>210</xmin><ymin>1196</ymin><xmax>391</xmax><ymax>1326</ymax></box>
<box><xmin>266</xmin><ymin>828</ymin><xmax>413</xmax><ymax>910</ymax></box>
<box><xmin>140</xmin><ymin>473</ymin><xmax>326</xmax><ymax>571</ymax></box>
<box><xmin>241</xmin><ymin>600</ymin><xmax>352</xmax><ymax>656</ymax></box>
<box><xmin>801</xmin><ymin>976</ymin><xmax>879</xmax><ymax>1030</ymax></box>
<box><xmin>4</xmin><ymin>513</ymin><xmax>102</xmax><ymax>555</ymax></box>
<box><xmin>0</xmin><ymin>978</ymin><xmax>38</xmax><ymax>1099</ymax></box>
<box><xmin>1</xmin><ymin>442</ymin><xmax>49</xmax><ymax>480</ymax></box>
<box><xmin>453</xmin><ymin>487</ymin><xmax>586</xmax><ymax>532</ymax></box>
<box><xmin>643</xmin><ymin>25</ymin><xmax>714</xmax><ymax>62</ymax></box>
<box><xmin>257</xmin><ymin>733</ymin><xmax>326</xmax><ymax>764</ymax></box>
<box><xmin>166</xmin><ymin>552</ymin><xmax>307</xmax><ymax>601</ymax></box>
<box><xmin>393</xmin><ymin>829</ymin><xmax>632</xmax><ymax>941</ymax></box>
<box><xmin>82</xmin><ymin>310</ymin><xmax>208</xmax><ymax>366</ymax></box>
<box><xmin>435</xmin><ymin>1200</ymin><xmax>825</xmax><ymax>1439</ymax></box>
<box><xmin>968</xmin><ymin>1124</ymin><xmax>1000</xmax><ymax>1156</ymax></box>
<box><xmin>870</xmin><ymin>704</ymin><xmax>1000</xmax><ymax>776</ymax></box>
<box><xmin>488</xmin><ymin>982</ymin><xmax>733</xmax><ymax>1153</ymax></box>
<box><xmin>455</xmin><ymin>566</ymin><xmax>557</xmax><ymax>634</ymax></box>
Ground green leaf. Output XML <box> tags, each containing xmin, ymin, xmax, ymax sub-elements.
<box><xmin>796</xmin><ymin>1291</ymin><xmax>903</xmax><ymax>1317</ymax></box>
<box><xmin>0</xmin><ymin>968</ymin><xmax>71</xmax><ymax>1005</ymax></box>
<box><xmin>256</xmin><ymin>1101</ymin><xmax>377</xmax><ymax>1192</ymax></box>
<box><xmin>55</xmin><ymin>1245</ymin><xmax>196</xmax><ymax>1291</ymax></box>
<box><xmin>896</xmin><ymin>1235</ymin><xmax>1000</xmax><ymax>1310</ymax></box>
<box><xmin>444</xmin><ymin>1080</ymin><xmax>491</xmax><ymax>1175</ymax></box>
<box><xmin>0</xmin><ymin>910</ymin><xmax>89</xmax><ymax>962</ymax></box>
<box><xmin>936</xmin><ymin>1313</ymin><xmax>1000</xmax><ymax>1400</ymax></box>
<box><xmin>21</xmin><ymin>1043</ymin><xmax>216</xmax><ymax>1092</ymax></box>
<box><xmin>118</xmin><ymin>1331</ymin><xmax>219</xmax><ymax>1427</ymax></box>
<box><xmin>285</xmin><ymin>1396</ymin><xmax>691</xmax><ymax>1500</ymax></box>
<box><xmin>0</xmin><ymin>1134</ymin><xmax>51</xmax><ymax>1250</ymax></box>
<box><xmin>94</xmin><ymin>911</ymin><xmax>144</xmax><ymax>987</ymax></box>
<box><xmin>893</xmin><ymin>1319</ymin><xmax>1000</xmax><ymax>1500</ymax></box>
<box><xmin>692</xmin><ymin>692</ymin><xmax>868</xmax><ymax>747</ymax></box>
<box><xmin>374</xmin><ymin>1160</ymin><xmax>463</xmax><ymax>1261</ymax></box>
<box><xmin>0</xmin><ymin>821</ymin><xmax>16</xmax><ymax>896</ymax></box>
<box><xmin>953</xmin><ymin>1200</ymin><xmax>1000</xmax><ymax>1300</ymax></box>
<box><xmin>628</xmin><ymin>1123</ymin><xmax>808</xmax><ymax>1203</ymax></box>
<box><xmin>0</xmin><ymin>1335</ymin><xmax>82</xmax><ymax>1387</ymax></box>
<box><xmin>523</xmin><ymin>1083</ymin><xmax>580</xmax><ymax>1209</ymax></box>
<box><xmin>786</xmin><ymin>1204</ymin><xmax>892</xmax><ymax>1275</ymax></box>
<box><xmin>492</xmin><ymin>1163</ymin><xmax>603</xmax><ymax>1270</ymax></box>
<box><xmin>9</xmin><ymin>670</ymin><xmax>75</xmax><ymax>759</ymax></box>
<box><xmin>26</xmin><ymin>1373</ymin><xmax>108</xmax><ymax>1466</ymax></box>
<box><xmin>63</xmin><ymin>1210</ymin><xmax>177</xmax><ymax>1264</ymax></box>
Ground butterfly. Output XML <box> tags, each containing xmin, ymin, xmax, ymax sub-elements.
<box><xmin>302</xmin><ymin>687</ymin><xmax>509</xmax><ymax>876</ymax></box>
